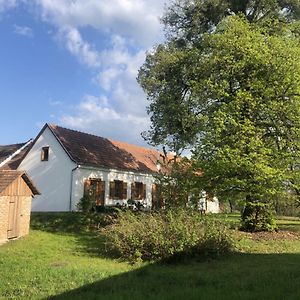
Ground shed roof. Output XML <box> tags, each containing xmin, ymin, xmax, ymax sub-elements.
<box><xmin>46</xmin><ymin>124</ymin><xmax>162</xmax><ymax>174</ymax></box>
<box><xmin>0</xmin><ymin>170</ymin><xmax>40</xmax><ymax>195</ymax></box>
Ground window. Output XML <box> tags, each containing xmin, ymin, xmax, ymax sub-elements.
<box><xmin>109</xmin><ymin>180</ymin><xmax>127</xmax><ymax>200</ymax></box>
<box><xmin>131</xmin><ymin>182</ymin><xmax>146</xmax><ymax>200</ymax></box>
<box><xmin>41</xmin><ymin>147</ymin><xmax>49</xmax><ymax>161</ymax></box>
<box><xmin>84</xmin><ymin>178</ymin><xmax>105</xmax><ymax>206</ymax></box>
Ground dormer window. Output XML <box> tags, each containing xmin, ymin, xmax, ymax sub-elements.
<box><xmin>41</xmin><ymin>146</ymin><xmax>49</xmax><ymax>161</ymax></box>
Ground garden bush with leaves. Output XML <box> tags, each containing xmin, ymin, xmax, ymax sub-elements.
<box><xmin>76</xmin><ymin>195</ymin><xmax>120</xmax><ymax>230</ymax></box>
<box><xmin>240</xmin><ymin>202</ymin><xmax>277</xmax><ymax>232</ymax></box>
<box><xmin>101</xmin><ymin>209</ymin><xmax>235</xmax><ymax>263</ymax></box>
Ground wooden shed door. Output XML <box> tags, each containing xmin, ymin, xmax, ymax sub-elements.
<box><xmin>7</xmin><ymin>196</ymin><xmax>21</xmax><ymax>239</ymax></box>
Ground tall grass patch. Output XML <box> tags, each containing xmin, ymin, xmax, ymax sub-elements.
<box><xmin>101</xmin><ymin>209</ymin><xmax>235</xmax><ymax>262</ymax></box>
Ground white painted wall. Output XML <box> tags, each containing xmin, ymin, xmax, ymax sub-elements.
<box><xmin>206</xmin><ymin>197</ymin><xmax>220</xmax><ymax>214</ymax></box>
<box><xmin>71</xmin><ymin>166</ymin><xmax>155</xmax><ymax>210</ymax></box>
<box><xmin>18</xmin><ymin>127</ymin><xmax>76</xmax><ymax>211</ymax></box>
<box><xmin>193</xmin><ymin>192</ymin><xmax>220</xmax><ymax>213</ymax></box>
<box><xmin>17</xmin><ymin>125</ymin><xmax>218</xmax><ymax>214</ymax></box>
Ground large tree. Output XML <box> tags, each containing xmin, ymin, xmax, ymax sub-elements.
<box><xmin>138</xmin><ymin>0</ymin><xmax>300</xmax><ymax>228</ymax></box>
<box><xmin>139</xmin><ymin>0</ymin><xmax>300</xmax><ymax>152</ymax></box>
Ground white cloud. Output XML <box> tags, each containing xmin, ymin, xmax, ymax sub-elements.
<box><xmin>58</xmin><ymin>26</ymin><xmax>100</xmax><ymax>68</ymax></box>
<box><xmin>29</xmin><ymin>0</ymin><xmax>166</xmax><ymax>144</ymax></box>
<box><xmin>14</xmin><ymin>25</ymin><xmax>34</xmax><ymax>37</ymax></box>
<box><xmin>35</xmin><ymin>0</ymin><xmax>165</xmax><ymax>47</ymax></box>
<box><xmin>96</xmin><ymin>34</ymin><xmax>148</xmax><ymax>115</ymax></box>
<box><xmin>0</xmin><ymin>0</ymin><xmax>17</xmax><ymax>13</ymax></box>
<box><xmin>61</xmin><ymin>94</ymin><xmax>150</xmax><ymax>145</ymax></box>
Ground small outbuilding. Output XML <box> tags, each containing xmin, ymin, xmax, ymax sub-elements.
<box><xmin>0</xmin><ymin>170</ymin><xmax>39</xmax><ymax>243</ymax></box>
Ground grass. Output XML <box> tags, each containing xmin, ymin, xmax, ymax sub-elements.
<box><xmin>0</xmin><ymin>213</ymin><xmax>300</xmax><ymax>299</ymax></box>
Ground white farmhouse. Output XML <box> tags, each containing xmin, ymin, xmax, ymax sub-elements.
<box><xmin>18</xmin><ymin>124</ymin><xmax>161</xmax><ymax>212</ymax></box>
<box><xmin>15</xmin><ymin>123</ymin><xmax>219</xmax><ymax>213</ymax></box>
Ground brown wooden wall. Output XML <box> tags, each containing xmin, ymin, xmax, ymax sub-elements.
<box><xmin>0</xmin><ymin>177</ymin><xmax>33</xmax><ymax>243</ymax></box>
<box><xmin>0</xmin><ymin>177</ymin><xmax>33</xmax><ymax>197</ymax></box>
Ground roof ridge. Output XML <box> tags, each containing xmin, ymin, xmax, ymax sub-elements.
<box><xmin>49</xmin><ymin>123</ymin><xmax>158</xmax><ymax>153</ymax></box>
<box><xmin>48</xmin><ymin>124</ymin><xmax>110</xmax><ymax>141</ymax></box>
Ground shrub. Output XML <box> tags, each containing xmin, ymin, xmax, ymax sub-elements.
<box><xmin>240</xmin><ymin>202</ymin><xmax>277</xmax><ymax>232</ymax></box>
<box><xmin>76</xmin><ymin>195</ymin><xmax>121</xmax><ymax>230</ymax></box>
<box><xmin>196</xmin><ymin>218</ymin><xmax>235</xmax><ymax>257</ymax></box>
<box><xmin>77</xmin><ymin>194</ymin><xmax>96</xmax><ymax>214</ymax></box>
<box><xmin>100</xmin><ymin>209</ymin><xmax>235</xmax><ymax>263</ymax></box>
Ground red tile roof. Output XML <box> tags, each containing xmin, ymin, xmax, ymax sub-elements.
<box><xmin>48</xmin><ymin>124</ymin><xmax>161</xmax><ymax>173</ymax></box>
<box><xmin>0</xmin><ymin>170</ymin><xmax>40</xmax><ymax>195</ymax></box>
<box><xmin>0</xmin><ymin>142</ymin><xmax>32</xmax><ymax>170</ymax></box>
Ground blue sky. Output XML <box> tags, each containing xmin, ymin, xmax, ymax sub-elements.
<box><xmin>0</xmin><ymin>0</ymin><xmax>166</xmax><ymax>146</ymax></box>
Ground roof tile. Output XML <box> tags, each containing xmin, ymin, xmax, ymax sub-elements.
<box><xmin>49</xmin><ymin>124</ymin><xmax>161</xmax><ymax>173</ymax></box>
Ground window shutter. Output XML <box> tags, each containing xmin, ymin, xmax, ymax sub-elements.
<box><xmin>84</xmin><ymin>179</ymin><xmax>91</xmax><ymax>196</ymax></box>
<box><xmin>101</xmin><ymin>181</ymin><xmax>105</xmax><ymax>204</ymax></box>
<box><xmin>95</xmin><ymin>180</ymin><xmax>102</xmax><ymax>206</ymax></box>
<box><xmin>143</xmin><ymin>184</ymin><xmax>147</xmax><ymax>200</ymax></box>
<box><xmin>151</xmin><ymin>184</ymin><xmax>156</xmax><ymax>204</ymax></box>
<box><xmin>109</xmin><ymin>181</ymin><xmax>115</xmax><ymax>199</ymax></box>
<box><xmin>123</xmin><ymin>182</ymin><xmax>127</xmax><ymax>199</ymax></box>
<box><xmin>95</xmin><ymin>181</ymin><xmax>101</xmax><ymax>197</ymax></box>
<box><xmin>131</xmin><ymin>183</ymin><xmax>135</xmax><ymax>199</ymax></box>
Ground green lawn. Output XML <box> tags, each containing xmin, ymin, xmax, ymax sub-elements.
<box><xmin>1</xmin><ymin>214</ymin><xmax>300</xmax><ymax>299</ymax></box>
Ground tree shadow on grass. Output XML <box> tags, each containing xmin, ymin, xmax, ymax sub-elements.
<box><xmin>72</xmin><ymin>232</ymin><xmax>109</xmax><ymax>258</ymax></box>
<box><xmin>30</xmin><ymin>212</ymin><xmax>109</xmax><ymax>257</ymax></box>
<box><xmin>30</xmin><ymin>212</ymin><xmax>91</xmax><ymax>234</ymax></box>
<box><xmin>47</xmin><ymin>253</ymin><xmax>300</xmax><ymax>300</ymax></box>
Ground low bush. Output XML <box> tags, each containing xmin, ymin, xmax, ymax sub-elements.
<box><xmin>100</xmin><ymin>209</ymin><xmax>235</xmax><ymax>263</ymax></box>
<box><xmin>240</xmin><ymin>202</ymin><xmax>277</xmax><ymax>232</ymax></box>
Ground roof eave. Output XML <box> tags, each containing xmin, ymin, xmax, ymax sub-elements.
<box><xmin>21</xmin><ymin>172</ymin><xmax>41</xmax><ymax>195</ymax></box>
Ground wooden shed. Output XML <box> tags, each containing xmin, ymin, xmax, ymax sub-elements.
<box><xmin>0</xmin><ymin>170</ymin><xmax>39</xmax><ymax>243</ymax></box>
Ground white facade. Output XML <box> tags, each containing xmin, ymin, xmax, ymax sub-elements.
<box><xmin>18</xmin><ymin>127</ymin><xmax>155</xmax><ymax>211</ymax></box>
<box><xmin>193</xmin><ymin>192</ymin><xmax>220</xmax><ymax>214</ymax></box>
<box><xmin>18</xmin><ymin>125</ymin><xmax>219</xmax><ymax>213</ymax></box>
<box><xmin>18</xmin><ymin>127</ymin><xmax>76</xmax><ymax>211</ymax></box>
<box><xmin>206</xmin><ymin>197</ymin><xmax>220</xmax><ymax>214</ymax></box>
<box><xmin>71</xmin><ymin>166</ymin><xmax>155</xmax><ymax>210</ymax></box>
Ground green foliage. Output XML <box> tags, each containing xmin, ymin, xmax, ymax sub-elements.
<box><xmin>77</xmin><ymin>194</ymin><xmax>96</xmax><ymax>214</ymax></box>
<box><xmin>163</xmin><ymin>0</ymin><xmax>300</xmax><ymax>46</ymax></box>
<box><xmin>153</xmin><ymin>157</ymin><xmax>197</xmax><ymax>208</ymax></box>
<box><xmin>76</xmin><ymin>193</ymin><xmax>120</xmax><ymax>230</ymax></box>
<box><xmin>273</xmin><ymin>194</ymin><xmax>300</xmax><ymax>216</ymax></box>
<box><xmin>138</xmin><ymin>0</ymin><xmax>300</xmax><ymax>229</ymax></box>
<box><xmin>191</xmin><ymin>16</ymin><xmax>300</xmax><ymax>204</ymax></box>
<box><xmin>101</xmin><ymin>209</ymin><xmax>235</xmax><ymax>263</ymax></box>
<box><xmin>241</xmin><ymin>202</ymin><xmax>278</xmax><ymax>232</ymax></box>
